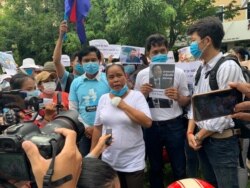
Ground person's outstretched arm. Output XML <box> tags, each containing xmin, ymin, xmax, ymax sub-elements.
<box><xmin>53</xmin><ymin>21</ymin><xmax>67</xmax><ymax>79</ymax></box>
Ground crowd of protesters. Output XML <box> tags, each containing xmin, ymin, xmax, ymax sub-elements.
<box><xmin>1</xmin><ymin>16</ymin><xmax>250</xmax><ymax>188</ymax></box>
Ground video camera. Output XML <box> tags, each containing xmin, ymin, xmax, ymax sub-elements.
<box><xmin>0</xmin><ymin>90</ymin><xmax>43</xmax><ymax>130</ymax></box>
<box><xmin>0</xmin><ymin>90</ymin><xmax>85</xmax><ymax>182</ymax></box>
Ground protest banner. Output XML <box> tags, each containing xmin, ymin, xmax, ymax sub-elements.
<box><xmin>175</xmin><ymin>61</ymin><xmax>201</xmax><ymax>84</ymax></box>
<box><xmin>120</xmin><ymin>46</ymin><xmax>145</xmax><ymax>64</ymax></box>
<box><xmin>177</xmin><ymin>46</ymin><xmax>194</xmax><ymax>62</ymax></box>
<box><xmin>149</xmin><ymin>63</ymin><xmax>175</xmax><ymax>99</ymax></box>
<box><xmin>0</xmin><ymin>52</ymin><xmax>17</xmax><ymax>70</ymax></box>
<box><xmin>89</xmin><ymin>39</ymin><xmax>121</xmax><ymax>59</ymax></box>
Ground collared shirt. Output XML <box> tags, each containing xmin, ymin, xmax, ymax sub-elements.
<box><xmin>190</xmin><ymin>52</ymin><xmax>246</xmax><ymax>133</ymax></box>
<box><xmin>135</xmin><ymin>67</ymin><xmax>190</xmax><ymax>121</ymax></box>
<box><xmin>69</xmin><ymin>71</ymin><xmax>110</xmax><ymax>127</ymax></box>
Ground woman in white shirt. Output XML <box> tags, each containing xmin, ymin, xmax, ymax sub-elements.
<box><xmin>91</xmin><ymin>62</ymin><xmax>152</xmax><ymax>188</ymax></box>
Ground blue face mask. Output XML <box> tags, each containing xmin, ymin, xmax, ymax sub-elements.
<box><xmin>124</xmin><ymin>65</ymin><xmax>135</xmax><ymax>75</ymax></box>
<box><xmin>151</xmin><ymin>54</ymin><xmax>168</xmax><ymax>63</ymax></box>
<box><xmin>190</xmin><ymin>41</ymin><xmax>202</xmax><ymax>59</ymax></box>
<box><xmin>110</xmin><ymin>84</ymin><xmax>129</xmax><ymax>97</ymax></box>
<box><xmin>25</xmin><ymin>68</ymin><xmax>34</xmax><ymax>76</ymax></box>
<box><xmin>82</xmin><ymin>62</ymin><xmax>99</xmax><ymax>75</ymax></box>
<box><xmin>74</xmin><ymin>63</ymin><xmax>85</xmax><ymax>75</ymax></box>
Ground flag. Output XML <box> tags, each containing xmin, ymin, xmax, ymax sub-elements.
<box><xmin>64</xmin><ymin>0</ymin><xmax>91</xmax><ymax>44</ymax></box>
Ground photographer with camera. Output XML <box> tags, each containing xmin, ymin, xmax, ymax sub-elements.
<box><xmin>22</xmin><ymin>128</ymin><xmax>82</xmax><ymax>188</ymax></box>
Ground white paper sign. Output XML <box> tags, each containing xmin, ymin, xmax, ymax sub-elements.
<box><xmin>167</xmin><ymin>51</ymin><xmax>176</xmax><ymax>63</ymax></box>
<box><xmin>89</xmin><ymin>39</ymin><xmax>109</xmax><ymax>46</ymax></box>
<box><xmin>175</xmin><ymin>61</ymin><xmax>201</xmax><ymax>84</ymax></box>
<box><xmin>0</xmin><ymin>52</ymin><xmax>17</xmax><ymax>70</ymax></box>
<box><xmin>4</xmin><ymin>68</ymin><xmax>17</xmax><ymax>75</ymax></box>
<box><xmin>89</xmin><ymin>39</ymin><xmax>121</xmax><ymax>59</ymax></box>
<box><xmin>149</xmin><ymin>89</ymin><xmax>170</xmax><ymax>99</ymax></box>
<box><xmin>101</xmin><ymin>44</ymin><xmax>121</xmax><ymax>59</ymax></box>
<box><xmin>149</xmin><ymin>63</ymin><xmax>175</xmax><ymax>99</ymax></box>
<box><xmin>61</xmin><ymin>54</ymin><xmax>70</xmax><ymax>67</ymax></box>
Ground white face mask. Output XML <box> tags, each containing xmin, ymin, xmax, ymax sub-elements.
<box><xmin>42</xmin><ymin>81</ymin><xmax>56</xmax><ymax>94</ymax></box>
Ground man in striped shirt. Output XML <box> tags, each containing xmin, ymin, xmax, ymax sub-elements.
<box><xmin>187</xmin><ymin>17</ymin><xmax>245</xmax><ymax>188</ymax></box>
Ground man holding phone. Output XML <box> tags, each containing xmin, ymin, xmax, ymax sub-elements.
<box><xmin>187</xmin><ymin>17</ymin><xmax>245</xmax><ymax>188</ymax></box>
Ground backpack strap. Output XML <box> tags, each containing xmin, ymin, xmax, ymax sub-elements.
<box><xmin>194</xmin><ymin>66</ymin><xmax>203</xmax><ymax>86</ymax></box>
<box><xmin>65</xmin><ymin>73</ymin><xmax>74</xmax><ymax>93</ymax></box>
<box><xmin>208</xmin><ymin>55</ymin><xmax>241</xmax><ymax>90</ymax></box>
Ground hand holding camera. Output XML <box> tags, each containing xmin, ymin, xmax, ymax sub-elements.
<box><xmin>22</xmin><ymin>128</ymin><xmax>82</xmax><ymax>188</ymax></box>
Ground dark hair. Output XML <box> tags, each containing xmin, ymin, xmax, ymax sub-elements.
<box><xmin>78</xmin><ymin>46</ymin><xmax>101</xmax><ymax>62</ymax></box>
<box><xmin>234</xmin><ymin>47</ymin><xmax>250</xmax><ymax>61</ymax></box>
<box><xmin>78</xmin><ymin>158</ymin><xmax>118</xmax><ymax>188</ymax></box>
<box><xmin>105</xmin><ymin>63</ymin><xmax>125</xmax><ymax>75</ymax></box>
<box><xmin>9</xmin><ymin>73</ymin><xmax>34</xmax><ymax>90</ymax></box>
<box><xmin>145</xmin><ymin>34</ymin><xmax>168</xmax><ymax>53</ymax></box>
<box><xmin>187</xmin><ymin>17</ymin><xmax>225</xmax><ymax>49</ymax></box>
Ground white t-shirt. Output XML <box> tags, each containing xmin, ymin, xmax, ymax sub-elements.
<box><xmin>134</xmin><ymin>67</ymin><xmax>189</xmax><ymax>121</ymax></box>
<box><xmin>94</xmin><ymin>90</ymin><xmax>151</xmax><ymax>172</ymax></box>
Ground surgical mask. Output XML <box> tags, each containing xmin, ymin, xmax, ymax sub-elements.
<box><xmin>25</xmin><ymin>68</ymin><xmax>34</xmax><ymax>76</ymax></box>
<box><xmin>82</xmin><ymin>62</ymin><xmax>99</xmax><ymax>75</ymax></box>
<box><xmin>43</xmin><ymin>81</ymin><xmax>56</xmax><ymax>94</ymax></box>
<box><xmin>74</xmin><ymin>63</ymin><xmax>85</xmax><ymax>75</ymax></box>
<box><xmin>124</xmin><ymin>65</ymin><xmax>135</xmax><ymax>75</ymax></box>
<box><xmin>190</xmin><ymin>41</ymin><xmax>202</xmax><ymax>59</ymax></box>
<box><xmin>151</xmin><ymin>54</ymin><xmax>168</xmax><ymax>63</ymax></box>
<box><xmin>110</xmin><ymin>84</ymin><xmax>129</xmax><ymax>97</ymax></box>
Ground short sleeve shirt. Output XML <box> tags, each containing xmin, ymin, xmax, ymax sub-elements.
<box><xmin>69</xmin><ymin>72</ymin><xmax>110</xmax><ymax>125</ymax></box>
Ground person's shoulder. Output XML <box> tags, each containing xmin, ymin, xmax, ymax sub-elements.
<box><xmin>130</xmin><ymin>89</ymin><xmax>144</xmax><ymax>98</ymax></box>
<box><xmin>71</xmin><ymin>76</ymin><xmax>83</xmax><ymax>87</ymax></box>
<box><xmin>137</xmin><ymin>67</ymin><xmax>149</xmax><ymax>76</ymax></box>
<box><xmin>99</xmin><ymin>93</ymin><xmax>109</xmax><ymax>102</ymax></box>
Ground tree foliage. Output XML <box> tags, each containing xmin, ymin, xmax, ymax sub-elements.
<box><xmin>0</xmin><ymin>0</ymin><xmax>240</xmax><ymax>65</ymax></box>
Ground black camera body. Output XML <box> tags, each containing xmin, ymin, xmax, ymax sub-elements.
<box><xmin>0</xmin><ymin>110</ymin><xmax>85</xmax><ymax>181</ymax></box>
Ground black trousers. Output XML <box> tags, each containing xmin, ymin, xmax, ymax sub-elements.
<box><xmin>117</xmin><ymin>170</ymin><xmax>144</xmax><ymax>188</ymax></box>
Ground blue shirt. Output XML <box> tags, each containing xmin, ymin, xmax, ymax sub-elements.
<box><xmin>69</xmin><ymin>72</ymin><xmax>110</xmax><ymax>126</ymax></box>
<box><xmin>60</xmin><ymin>70</ymin><xmax>79</xmax><ymax>91</ymax></box>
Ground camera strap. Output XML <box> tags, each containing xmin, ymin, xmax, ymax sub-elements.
<box><xmin>43</xmin><ymin>140</ymin><xmax>72</xmax><ymax>188</ymax></box>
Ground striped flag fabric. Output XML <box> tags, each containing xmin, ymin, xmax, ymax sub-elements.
<box><xmin>64</xmin><ymin>0</ymin><xmax>91</xmax><ymax>44</ymax></box>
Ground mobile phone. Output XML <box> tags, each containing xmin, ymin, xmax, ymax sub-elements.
<box><xmin>105</xmin><ymin>128</ymin><xmax>112</xmax><ymax>146</ymax></box>
<box><xmin>192</xmin><ymin>88</ymin><xmax>243</xmax><ymax>122</ymax></box>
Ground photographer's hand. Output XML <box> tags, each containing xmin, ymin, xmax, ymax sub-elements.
<box><xmin>22</xmin><ymin>128</ymin><xmax>82</xmax><ymax>188</ymax></box>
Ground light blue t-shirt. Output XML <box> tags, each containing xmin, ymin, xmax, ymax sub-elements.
<box><xmin>60</xmin><ymin>70</ymin><xmax>79</xmax><ymax>91</ymax></box>
<box><xmin>69</xmin><ymin>72</ymin><xmax>110</xmax><ymax>126</ymax></box>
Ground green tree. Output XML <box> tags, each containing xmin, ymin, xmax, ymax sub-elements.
<box><xmin>0</xmin><ymin>0</ymin><xmax>64</xmax><ymax>65</ymax></box>
<box><xmin>103</xmin><ymin>0</ymin><xmax>239</xmax><ymax>48</ymax></box>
